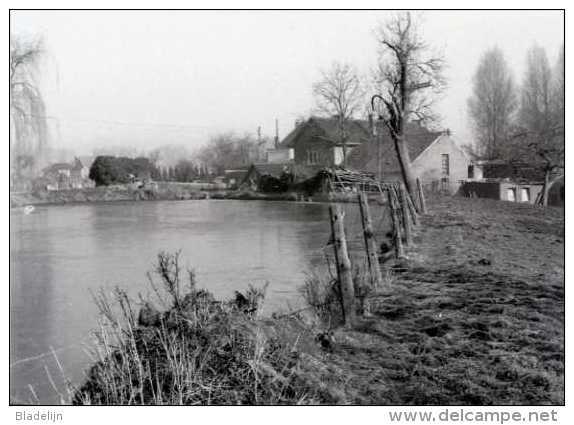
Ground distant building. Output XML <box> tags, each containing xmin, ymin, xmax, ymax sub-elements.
<box><xmin>347</xmin><ymin>124</ymin><xmax>471</xmax><ymax>194</ymax></box>
<box><xmin>39</xmin><ymin>157</ymin><xmax>95</xmax><ymax>190</ymax></box>
<box><xmin>224</xmin><ymin>169</ymin><xmax>249</xmax><ymax>189</ymax></box>
<box><xmin>77</xmin><ymin>155</ymin><xmax>95</xmax><ymax>179</ymax></box>
<box><xmin>278</xmin><ymin>116</ymin><xmax>371</xmax><ymax>167</ymax></box>
<box><xmin>460</xmin><ymin>160</ymin><xmax>556</xmax><ymax>205</ymax></box>
<box><xmin>276</xmin><ymin>116</ymin><xmax>473</xmax><ymax>194</ymax></box>
<box><xmin>241</xmin><ymin>163</ymin><xmax>293</xmax><ymax>192</ymax></box>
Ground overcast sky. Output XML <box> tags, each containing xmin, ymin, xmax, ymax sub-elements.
<box><xmin>11</xmin><ymin>10</ymin><xmax>564</xmax><ymax>156</ymax></box>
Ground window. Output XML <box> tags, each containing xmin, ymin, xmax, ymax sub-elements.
<box><xmin>307</xmin><ymin>150</ymin><xmax>319</xmax><ymax>165</ymax></box>
<box><xmin>520</xmin><ymin>187</ymin><xmax>530</xmax><ymax>203</ymax></box>
<box><xmin>468</xmin><ymin>165</ymin><xmax>474</xmax><ymax>179</ymax></box>
<box><xmin>441</xmin><ymin>154</ymin><xmax>450</xmax><ymax>176</ymax></box>
<box><xmin>507</xmin><ymin>188</ymin><xmax>516</xmax><ymax>202</ymax></box>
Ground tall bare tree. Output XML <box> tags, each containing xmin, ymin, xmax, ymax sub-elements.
<box><xmin>467</xmin><ymin>47</ymin><xmax>517</xmax><ymax>159</ymax></box>
<box><xmin>10</xmin><ymin>34</ymin><xmax>48</xmax><ymax>187</ymax></box>
<box><xmin>552</xmin><ymin>44</ymin><xmax>564</xmax><ymax>131</ymax></box>
<box><xmin>505</xmin><ymin>44</ymin><xmax>564</xmax><ymax>206</ymax></box>
<box><xmin>372</xmin><ymin>12</ymin><xmax>445</xmax><ymax>208</ymax></box>
<box><xmin>312</xmin><ymin>61</ymin><xmax>364</xmax><ymax>166</ymax></box>
<box><xmin>519</xmin><ymin>45</ymin><xmax>553</xmax><ymax>134</ymax></box>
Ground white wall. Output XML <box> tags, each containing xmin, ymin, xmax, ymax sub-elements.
<box><xmin>411</xmin><ymin>134</ymin><xmax>471</xmax><ymax>194</ymax></box>
<box><xmin>267</xmin><ymin>148</ymin><xmax>294</xmax><ymax>163</ymax></box>
<box><xmin>333</xmin><ymin>146</ymin><xmax>344</xmax><ymax>165</ymax></box>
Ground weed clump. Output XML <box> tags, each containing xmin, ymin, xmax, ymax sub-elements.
<box><xmin>74</xmin><ymin>252</ymin><xmax>346</xmax><ymax>405</ymax></box>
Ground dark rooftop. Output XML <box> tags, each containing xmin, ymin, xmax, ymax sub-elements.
<box><xmin>279</xmin><ymin>116</ymin><xmax>371</xmax><ymax>149</ymax></box>
<box><xmin>347</xmin><ymin>122</ymin><xmax>443</xmax><ymax>174</ymax></box>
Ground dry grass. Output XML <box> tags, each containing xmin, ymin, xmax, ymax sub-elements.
<box><xmin>315</xmin><ymin>195</ymin><xmax>564</xmax><ymax>405</ymax></box>
<box><xmin>73</xmin><ymin>252</ymin><xmax>348</xmax><ymax>405</ymax></box>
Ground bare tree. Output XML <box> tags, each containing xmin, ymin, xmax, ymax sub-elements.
<box><xmin>195</xmin><ymin>133</ymin><xmax>259</xmax><ymax>175</ymax></box>
<box><xmin>467</xmin><ymin>47</ymin><xmax>517</xmax><ymax>159</ymax></box>
<box><xmin>372</xmin><ymin>12</ymin><xmax>445</xmax><ymax>209</ymax></box>
<box><xmin>552</xmin><ymin>44</ymin><xmax>564</xmax><ymax>131</ymax></box>
<box><xmin>519</xmin><ymin>45</ymin><xmax>553</xmax><ymax>134</ymax></box>
<box><xmin>505</xmin><ymin>44</ymin><xmax>564</xmax><ymax>206</ymax></box>
<box><xmin>312</xmin><ymin>61</ymin><xmax>365</xmax><ymax>166</ymax></box>
<box><xmin>10</xmin><ymin>34</ymin><xmax>48</xmax><ymax>187</ymax></box>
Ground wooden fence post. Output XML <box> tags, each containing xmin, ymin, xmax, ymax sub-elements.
<box><xmin>358</xmin><ymin>192</ymin><xmax>383</xmax><ymax>289</ymax></box>
<box><xmin>417</xmin><ymin>178</ymin><xmax>427</xmax><ymax>214</ymax></box>
<box><xmin>387</xmin><ymin>186</ymin><xmax>404</xmax><ymax>259</ymax></box>
<box><xmin>405</xmin><ymin>190</ymin><xmax>419</xmax><ymax>226</ymax></box>
<box><xmin>399</xmin><ymin>184</ymin><xmax>413</xmax><ymax>246</ymax></box>
<box><xmin>328</xmin><ymin>205</ymin><xmax>356</xmax><ymax>327</ymax></box>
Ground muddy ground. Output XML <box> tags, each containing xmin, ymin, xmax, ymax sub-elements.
<box><xmin>327</xmin><ymin>195</ymin><xmax>564</xmax><ymax>405</ymax></box>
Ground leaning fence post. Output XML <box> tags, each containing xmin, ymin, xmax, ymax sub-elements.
<box><xmin>387</xmin><ymin>186</ymin><xmax>404</xmax><ymax>259</ymax></box>
<box><xmin>416</xmin><ymin>178</ymin><xmax>427</xmax><ymax>214</ymax></box>
<box><xmin>405</xmin><ymin>190</ymin><xmax>419</xmax><ymax>226</ymax></box>
<box><xmin>358</xmin><ymin>192</ymin><xmax>383</xmax><ymax>290</ymax></box>
<box><xmin>328</xmin><ymin>205</ymin><xmax>356</xmax><ymax>327</ymax></box>
<box><xmin>399</xmin><ymin>184</ymin><xmax>413</xmax><ymax>246</ymax></box>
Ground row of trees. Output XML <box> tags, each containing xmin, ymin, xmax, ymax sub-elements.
<box><xmin>467</xmin><ymin>44</ymin><xmax>564</xmax><ymax>204</ymax></box>
<box><xmin>194</xmin><ymin>132</ymin><xmax>269</xmax><ymax>175</ymax></box>
<box><xmin>311</xmin><ymin>12</ymin><xmax>445</xmax><ymax>209</ymax></box>
<box><xmin>159</xmin><ymin>160</ymin><xmax>206</xmax><ymax>182</ymax></box>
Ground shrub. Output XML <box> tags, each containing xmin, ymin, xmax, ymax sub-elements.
<box><xmin>89</xmin><ymin>156</ymin><xmax>159</xmax><ymax>186</ymax></box>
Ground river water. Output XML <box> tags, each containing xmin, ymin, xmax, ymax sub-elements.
<box><xmin>9</xmin><ymin>200</ymin><xmax>348</xmax><ymax>403</ymax></box>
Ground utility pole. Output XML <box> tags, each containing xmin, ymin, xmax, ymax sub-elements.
<box><xmin>377</xmin><ymin>125</ymin><xmax>382</xmax><ymax>182</ymax></box>
<box><xmin>370</xmin><ymin>99</ymin><xmax>383</xmax><ymax>182</ymax></box>
<box><xmin>257</xmin><ymin>126</ymin><xmax>262</xmax><ymax>162</ymax></box>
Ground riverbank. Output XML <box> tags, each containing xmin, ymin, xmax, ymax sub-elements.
<box><xmin>72</xmin><ymin>195</ymin><xmax>564</xmax><ymax>405</ymax></box>
<box><xmin>10</xmin><ymin>185</ymin><xmax>375</xmax><ymax>208</ymax></box>
<box><xmin>9</xmin><ymin>185</ymin><xmax>295</xmax><ymax>208</ymax></box>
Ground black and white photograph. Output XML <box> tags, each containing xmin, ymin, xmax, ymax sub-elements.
<box><xmin>7</xmin><ymin>5</ymin><xmax>566</xmax><ymax>418</ymax></box>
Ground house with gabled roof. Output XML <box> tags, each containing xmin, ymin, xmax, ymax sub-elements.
<box><xmin>278</xmin><ymin>116</ymin><xmax>371</xmax><ymax>167</ymax></box>
<box><xmin>40</xmin><ymin>157</ymin><xmax>95</xmax><ymax>190</ymax></box>
<box><xmin>274</xmin><ymin>115</ymin><xmax>472</xmax><ymax>194</ymax></box>
<box><xmin>346</xmin><ymin>121</ymin><xmax>471</xmax><ymax>194</ymax></box>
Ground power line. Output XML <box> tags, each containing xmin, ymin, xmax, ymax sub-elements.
<box><xmin>17</xmin><ymin>113</ymin><xmax>220</xmax><ymax>131</ymax></box>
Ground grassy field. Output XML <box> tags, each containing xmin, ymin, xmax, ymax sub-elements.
<box><xmin>321</xmin><ymin>195</ymin><xmax>564</xmax><ymax>404</ymax></box>
<box><xmin>73</xmin><ymin>195</ymin><xmax>564</xmax><ymax>405</ymax></box>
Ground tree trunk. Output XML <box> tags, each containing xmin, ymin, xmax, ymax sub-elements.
<box><xmin>392</xmin><ymin>133</ymin><xmax>420</xmax><ymax>213</ymax></box>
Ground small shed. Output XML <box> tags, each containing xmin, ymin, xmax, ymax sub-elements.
<box><xmin>224</xmin><ymin>169</ymin><xmax>249</xmax><ymax>189</ymax></box>
<box><xmin>241</xmin><ymin>163</ymin><xmax>294</xmax><ymax>192</ymax></box>
<box><xmin>461</xmin><ymin>179</ymin><xmax>543</xmax><ymax>204</ymax></box>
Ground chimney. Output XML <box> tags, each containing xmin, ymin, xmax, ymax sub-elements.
<box><xmin>274</xmin><ymin>118</ymin><xmax>279</xmax><ymax>149</ymax></box>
